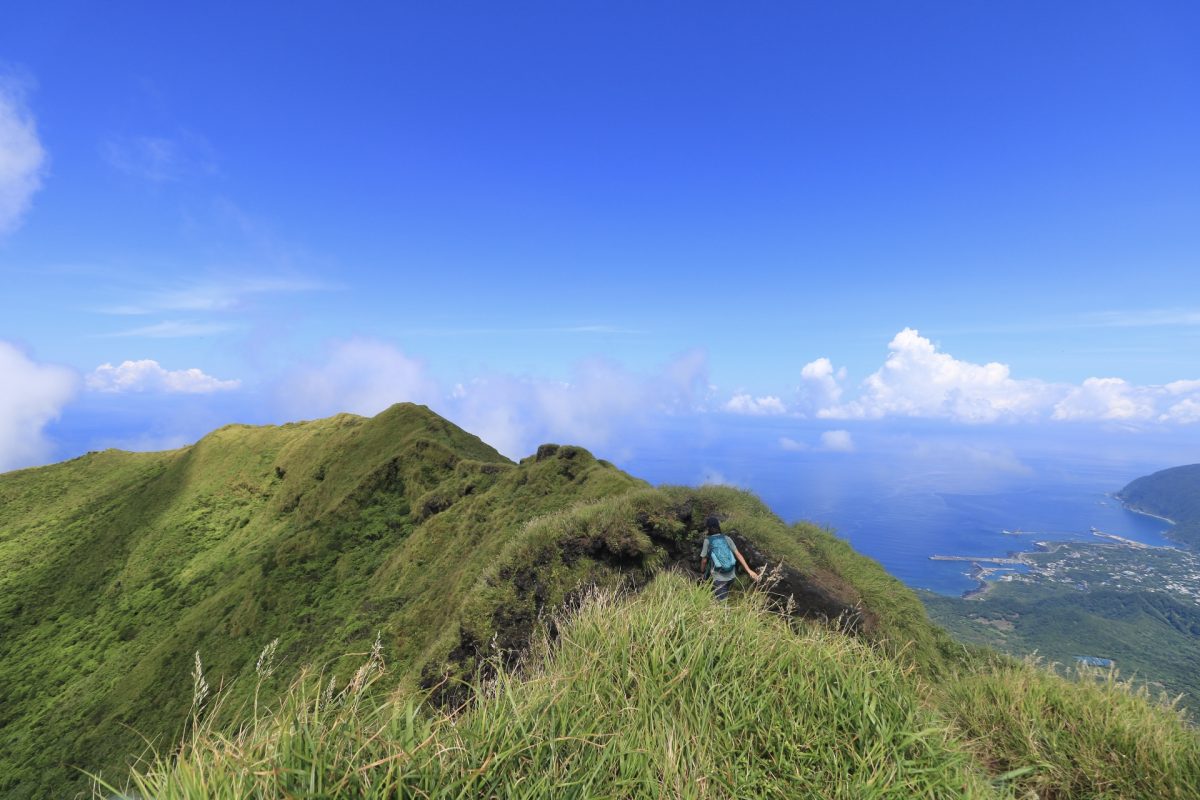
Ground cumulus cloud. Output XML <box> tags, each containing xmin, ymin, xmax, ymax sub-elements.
<box><xmin>0</xmin><ymin>73</ymin><xmax>47</xmax><ymax>237</ymax></box>
<box><xmin>796</xmin><ymin>358</ymin><xmax>846</xmax><ymax>415</ymax></box>
<box><xmin>0</xmin><ymin>342</ymin><xmax>78</xmax><ymax>472</ymax></box>
<box><xmin>1159</xmin><ymin>380</ymin><xmax>1200</xmax><ymax>424</ymax></box>
<box><xmin>778</xmin><ymin>436</ymin><xmax>809</xmax><ymax>452</ymax></box>
<box><xmin>819</xmin><ymin>328</ymin><xmax>1055</xmax><ymax>423</ymax></box>
<box><xmin>802</xmin><ymin>328</ymin><xmax>1200</xmax><ymax>426</ymax></box>
<box><xmin>1051</xmin><ymin>377</ymin><xmax>1156</xmax><ymax>421</ymax></box>
<box><xmin>819</xmin><ymin>430</ymin><xmax>856</xmax><ymax>452</ymax></box>
<box><xmin>724</xmin><ymin>393</ymin><xmax>786</xmax><ymax>415</ymax></box>
<box><xmin>87</xmin><ymin>360</ymin><xmax>241</xmax><ymax>394</ymax></box>
<box><xmin>1161</xmin><ymin>398</ymin><xmax>1200</xmax><ymax>424</ymax></box>
<box><xmin>278</xmin><ymin>339</ymin><xmax>441</xmax><ymax>419</ymax></box>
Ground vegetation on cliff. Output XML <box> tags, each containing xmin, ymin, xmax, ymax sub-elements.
<box><xmin>121</xmin><ymin>575</ymin><xmax>1200</xmax><ymax>799</ymax></box>
<box><xmin>1118</xmin><ymin>464</ymin><xmax>1200</xmax><ymax>549</ymax></box>
<box><xmin>0</xmin><ymin>404</ymin><xmax>956</xmax><ymax>798</ymax></box>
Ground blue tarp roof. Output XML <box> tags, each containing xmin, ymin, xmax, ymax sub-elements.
<box><xmin>1073</xmin><ymin>656</ymin><xmax>1114</xmax><ymax>667</ymax></box>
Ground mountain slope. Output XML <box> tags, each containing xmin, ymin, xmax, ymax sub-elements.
<box><xmin>1118</xmin><ymin>463</ymin><xmax>1200</xmax><ymax>548</ymax></box>
<box><xmin>923</xmin><ymin>582</ymin><xmax>1200</xmax><ymax>712</ymax></box>
<box><xmin>128</xmin><ymin>575</ymin><xmax>1200</xmax><ymax>800</ymax></box>
<box><xmin>0</xmin><ymin>404</ymin><xmax>956</xmax><ymax>799</ymax></box>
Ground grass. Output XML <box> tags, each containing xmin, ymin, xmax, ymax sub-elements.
<box><xmin>922</xmin><ymin>582</ymin><xmax>1200</xmax><ymax>717</ymax></box>
<box><xmin>8</xmin><ymin>404</ymin><xmax>1195</xmax><ymax>798</ymax></box>
<box><xmin>0</xmin><ymin>404</ymin><xmax>954</xmax><ymax>798</ymax></box>
<box><xmin>939</xmin><ymin>658</ymin><xmax>1200</xmax><ymax>799</ymax></box>
<box><xmin>117</xmin><ymin>574</ymin><xmax>996</xmax><ymax>799</ymax></box>
<box><xmin>118</xmin><ymin>574</ymin><xmax>1200</xmax><ymax>799</ymax></box>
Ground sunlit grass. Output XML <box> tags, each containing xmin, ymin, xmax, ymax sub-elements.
<box><xmin>118</xmin><ymin>575</ymin><xmax>998</xmax><ymax>798</ymax></box>
<box><xmin>939</xmin><ymin>657</ymin><xmax>1200</xmax><ymax>799</ymax></box>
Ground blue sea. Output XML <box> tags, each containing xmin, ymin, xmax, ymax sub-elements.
<box><xmin>794</xmin><ymin>483</ymin><xmax>1176</xmax><ymax>595</ymax></box>
<box><xmin>615</xmin><ymin>420</ymin><xmax>1184</xmax><ymax>596</ymax></box>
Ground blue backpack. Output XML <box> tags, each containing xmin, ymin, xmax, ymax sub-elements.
<box><xmin>707</xmin><ymin>534</ymin><xmax>737</xmax><ymax>573</ymax></box>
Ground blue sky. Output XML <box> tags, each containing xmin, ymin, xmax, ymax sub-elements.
<box><xmin>2</xmin><ymin>2</ymin><xmax>1200</xmax><ymax>471</ymax></box>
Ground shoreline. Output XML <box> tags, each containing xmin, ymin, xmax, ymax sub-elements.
<box><xmin>939</xmin><ymin>494</ymin><xmax>1184</xmax><ymax>601</ymax></box>
<box><xmin>1113</xmin><ymin>496</ymin><xmax>1194</xmax><ymax>549</ymax></box>
<box><xmin>961</xmin><ymin>579</ymin><xmax>995</xmax><ymax>600</ymax></box>
<box><xmin>1110</xmin><ymin>494</ymin><xmax>1177</xmax><ymax>526</ymax></box>
<box><xmin>956</xmin><ymin>541</ymin><xmax>1059</xmax><ymax>599</ymax></box>
<box><xmin>1123</xmin><ymin>505</ymin><xmax>1177</xmax><ymax>526</ymax></box>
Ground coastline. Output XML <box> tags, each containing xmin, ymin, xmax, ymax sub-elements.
<box><xmin>933</xmin><ymin>492</ymin><xmax>1185</xmax><ymax>601</ymax></box>
<box><xmin>958</xmin><ymin>541</ymin><xmax>1048</xmax><ymax>599</ymax></box>
<box><xmin>1111</xmin><ymin>494</ymin><xmax>1177</xmax><ymax>527</ymax></box>
<box><xmin>961</xmin><ymin>579</ymin><xmax>995</xmax><ymax>600</ymax></box>
<box><xmin>1113</xmin><ymin>495</ymin><xmax>1194</xmax><ymax>549</ymax></box>
<box><xmin>1124</xmin><ymin>505</ymin><xmax>1177</xmax><ymax>526</ymax></box>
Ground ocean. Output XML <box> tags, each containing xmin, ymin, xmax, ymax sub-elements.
<box><xmin>615</xmin><ymin>420</ymin><xmax>1183</xmax><ymax>596</ymax></box>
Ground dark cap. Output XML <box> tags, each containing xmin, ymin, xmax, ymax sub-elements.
<box><xmin>705</xmin><ymin>515</ymin><xmax>721</xmax><ymax>533</ymax></box>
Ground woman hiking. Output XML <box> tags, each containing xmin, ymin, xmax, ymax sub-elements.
<box><xmin>699</xmin><ymin>515</ymin><xmax>759</xmax><ymax>600</ymax></box>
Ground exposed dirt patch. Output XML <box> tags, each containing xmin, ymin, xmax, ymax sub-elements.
<box><xmin>970</xmin><ymin>615</ymin><xmax>1015</xmax><ymax>632</ymax></box>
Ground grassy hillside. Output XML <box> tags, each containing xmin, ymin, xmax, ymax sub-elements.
<box><xmin>923</xmin><ymin>582</ymin><xmax>1200</xmax><ymax>714</ymax></box>
<box><xmin>0</xmin><ymin>404</ymin><xmax>960</xmax><ymax>799</ymax></box>
<box><xmin>1118</xmin><ymin>464</ymin><xmax>1200</xmax><ymax>548</ymax></box>
<box><xmin>123</xmin><ymin>575</ymin><xmax>1200</xmax><ymax>799</ymax></box>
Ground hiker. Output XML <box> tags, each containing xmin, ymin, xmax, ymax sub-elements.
<box><xmin>699</xmin><ymin>515</ymin><xmax>759</xmax><ymax>600</ymax></box>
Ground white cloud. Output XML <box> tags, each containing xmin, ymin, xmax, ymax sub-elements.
<box><xmin>87</xmin><ymin>360</ymin><xmax>240</xmax><ymax>394</ymax></box>
<box><xmin>802</xmin><ymin>328</ymin><xmax>1200</xmax><ymax>426</ymax></box>
<box><xmin>278</xmin><ymin>339</ymin><xmax>441</xmax><ymax>418</ymax></box>
<box><xmin>819</xmin><ymin>430</ymin><xmax>855</xmax><ymax>452</ymax></box>
<box><xmin>1164</xmin><ymin>379</ymin><xmax>1200</xmax><ymax>396</ymax></box>
<box><xmin>819</xmin><ymin>328</ymin><xmax>1055</xmax><ymax>423</ymax></box>
<box><xmin>796</xmin><ymin>358</ymin><xmax>846</xmax><ymax>415</ymax></box>
<box><xmin>449</xmin><ymin>350</ymin><xmax>710</xmax><ymax>458</ymax></box>
<box><xmin>1161</xmin><ymin>398</ymin><xmax>1200</xmax><ymax>424</ymax></box>
<box><xmin>0</xmin><ymin>342</ymin><xmax>78</xmax><ymax>472</ymax></box>
<box><xmin>724</xmin><ymin>393</ymin><xmax>786</xmax><ymax>415</ymax></box>
<box><xmin>1158</xmin><ymin>380</ymin><xmax>1200</xmax><ymax>423</ymax></box>
<box><xmin>778</xmin><ymin>436</ymin><xmax>809</xmax><ymax>452</ymax></box>
<box><xmin>276</xmin><ymin>340</ymin><xmax>710</xmax><ymax>459</ymax></box>
<box><xmin>1051</xmin><ymin>377</ymin><xmax>1155</xmax><ymax>422</ymax></box>
<box><xmin>0</xmin><ymin>73</ymin><xmax>47</xmax><ymax>237</ymax></box>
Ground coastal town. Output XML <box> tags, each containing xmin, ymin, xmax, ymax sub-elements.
<box><xmin>932</xmin><ymin>528</ymin><xmax>1200</xmax><ymax>606</ymax></box>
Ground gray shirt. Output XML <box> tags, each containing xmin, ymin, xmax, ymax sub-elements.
<box><xmin>700</xmin><ymin>534</ymin><xmax>738</xmax><ymax>582</ymax></box>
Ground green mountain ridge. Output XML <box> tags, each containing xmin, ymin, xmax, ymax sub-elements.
<box><xmin>1</xmin><ymin>404</ymin><xmax>958</xmax><ymax>799</ymax></box>
<box><xmin>1117</xmin><ymin>463</ymin><xmax>1200</xmax><ymax>549</ymax></box>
